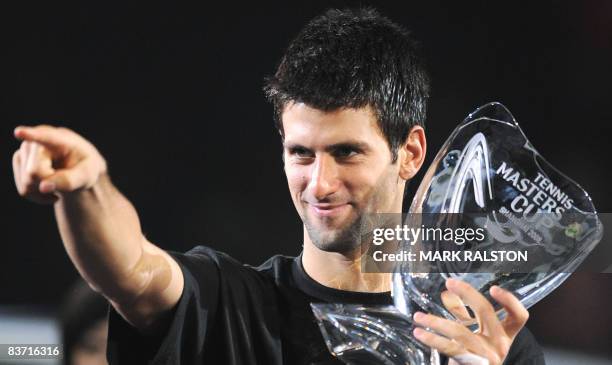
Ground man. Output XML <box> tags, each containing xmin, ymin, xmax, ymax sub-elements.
<box><xmin>12</xmin><ymin>8</ymin><xmax>544</xmax><ymax>365</ymax></box>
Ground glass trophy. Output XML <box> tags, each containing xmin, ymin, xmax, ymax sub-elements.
<box><xmin>312</xmin><ymin>102</ymin><xmax>604</xmax><ymax>364</ymax></box>
<box><xmin>311</xmin><ymin>304</ymin><xmax>438</xmax><ymax>365</ymax></box>
<box><xmin>393</xmin><ymin>102</ymin><xmax>603</xmax><ymax>320</ymax></box>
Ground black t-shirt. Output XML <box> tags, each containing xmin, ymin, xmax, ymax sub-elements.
<box><xmin>107</xmin><ymin>245</ymin><xmax>545</xmax><ymax>364</ymax></box>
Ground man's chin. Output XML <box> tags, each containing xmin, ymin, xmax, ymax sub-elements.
<box><xmin>302</xmin><ymin>209</ymin><xmax>365</xmax><ymax>251</ymax></box>
<box><xmin>306</xmin><ymin>226</ymin><xmax>362</xmax><ymax>254</ymax></box>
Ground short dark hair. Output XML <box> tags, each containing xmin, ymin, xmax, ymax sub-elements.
<box><xmin>264</xmin><ymin>7</ymin><xmax>430</xmax><ymax>162</ymax></box>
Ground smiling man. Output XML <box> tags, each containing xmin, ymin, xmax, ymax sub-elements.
<box><xmin>281</xmin><ymin>102</ymin><xmax>423</xmax><ymax>292</ymax></box>
<box><xmin>12</xmin><ymin>8</ymin><xmax>544</xmax><ymax>365</ymax></box>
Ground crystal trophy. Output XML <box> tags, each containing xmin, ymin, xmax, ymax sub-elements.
<box><xmin>393</xmin><ymin>102</ymin><xmax>603</xmax><ymax>321</ymax></box>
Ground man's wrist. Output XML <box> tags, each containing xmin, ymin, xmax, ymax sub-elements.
<box><xmin>56</xmin><ymin>171</ymin><xmax>111</xmax><ymax>203</ymax></box>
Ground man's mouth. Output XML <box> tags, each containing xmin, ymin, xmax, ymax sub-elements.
<box><xmin>308</xmin><ymin>203</ymin><xmax>351</xmax><ymax>218</ymax></box>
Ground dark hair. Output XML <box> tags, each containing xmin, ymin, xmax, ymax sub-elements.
<box><xmin>264</xmin><ymin>7</ymin><xmax>430</xmax><ymax>162</ymax></box>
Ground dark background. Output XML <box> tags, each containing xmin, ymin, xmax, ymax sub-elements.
<box><xmin>1</xmin><ymin>0</ymin><xmax>611</xmax><ymax>357</ymax></box>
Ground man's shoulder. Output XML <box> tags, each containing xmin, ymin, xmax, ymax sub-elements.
<box><xmin>179</xmin><ymin>245</ymin><xmax>296</xmax><ymax>281</ymax></box>
<box><xmin>254</xmin><ymin>253</ymin><xmax>296</xmax><ymax>275</ymax></box>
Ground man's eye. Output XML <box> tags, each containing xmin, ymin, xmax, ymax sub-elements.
<box><xmin>291</xmin><ymin>148</ymin><xmax>314</xmax><ymax>158</ymax></box>
<box><xmin>334</xmin><ymin>147</ymin><xmax>358</xmax><ymax>158</ymax></box>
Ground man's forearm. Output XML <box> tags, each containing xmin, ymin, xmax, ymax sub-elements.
<box><xmin>53</xmin><ymin>173</ymin><xmax>148</xmax><ymax>302</ymax></box>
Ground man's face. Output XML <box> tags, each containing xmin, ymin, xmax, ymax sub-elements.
<box><xmin>282</xmin><ymin>103</ymin><xmax>405</xmax><ymax>253</ymax></box>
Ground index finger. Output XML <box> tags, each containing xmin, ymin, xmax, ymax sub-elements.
<box><xmin>490</xmin><ymin>285</ymin><xmax>529</xmax><ymax>340</ymax></box>
<box><xmin>441</xmin><ymin>290</ymin><xmax>472</xmax><ymax>323</ymax></box>
<box><xmin>14</xmin><ymin>125</ymin><xmax>72</xmax><ymax>152</ymax></box>
<box><xmin>446</xmin><ymin>278</ymin><xmax>504</xmax><ymax>336</ymax></box>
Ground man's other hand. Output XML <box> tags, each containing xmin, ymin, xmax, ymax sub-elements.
<box><xmin>412</xmin><ymin>278</ymin><xmax>530</xmax><ymax>365</ymax></box>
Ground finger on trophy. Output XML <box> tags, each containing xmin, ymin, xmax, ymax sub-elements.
<box><xmin>441</xmin><ymin>290</ymin><xmax>472</xmax><ymax>323</ymax></box>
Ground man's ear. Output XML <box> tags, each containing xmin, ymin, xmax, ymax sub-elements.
<box><xmin>398</xmin><ymin>126</ymin><xmax>426</xmax><ymax>181</ymax></box>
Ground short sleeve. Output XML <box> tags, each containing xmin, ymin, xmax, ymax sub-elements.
<box><xmin>106</xmin><ymin>246</ymin><xmax>221</xmax><ymax>364</ymax></box>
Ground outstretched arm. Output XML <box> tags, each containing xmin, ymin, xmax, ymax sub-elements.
<box><xmin>12</xmin><ymin>125</ymin><xmax>183</xmax><ymax>333</ymax></box>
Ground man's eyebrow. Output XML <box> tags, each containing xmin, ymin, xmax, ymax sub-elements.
<box><xmin>283</xmin><ymin>143</ymin><xmax>311</xmax><ymax>151</ymax></box>
<box><xmin>325</xmin><ymin>141</ymin><xmax>371</xmax><ymax>153</ymax></box>
<box><xmin>283</xmin><ymin>141</ymin><xmax>371</xmax><ymax>152</ymax></box>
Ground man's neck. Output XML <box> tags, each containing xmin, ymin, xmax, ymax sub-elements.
<box><xmin>301</xmin><ymin>235</ymin><xmax>391</xmax><ymax>293</ymax></box>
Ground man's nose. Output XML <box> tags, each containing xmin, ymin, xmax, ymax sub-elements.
<box><xmin>307</xmin><ymin>155</ymin><xmax>340</xmax><ymax>200</ymax></box>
